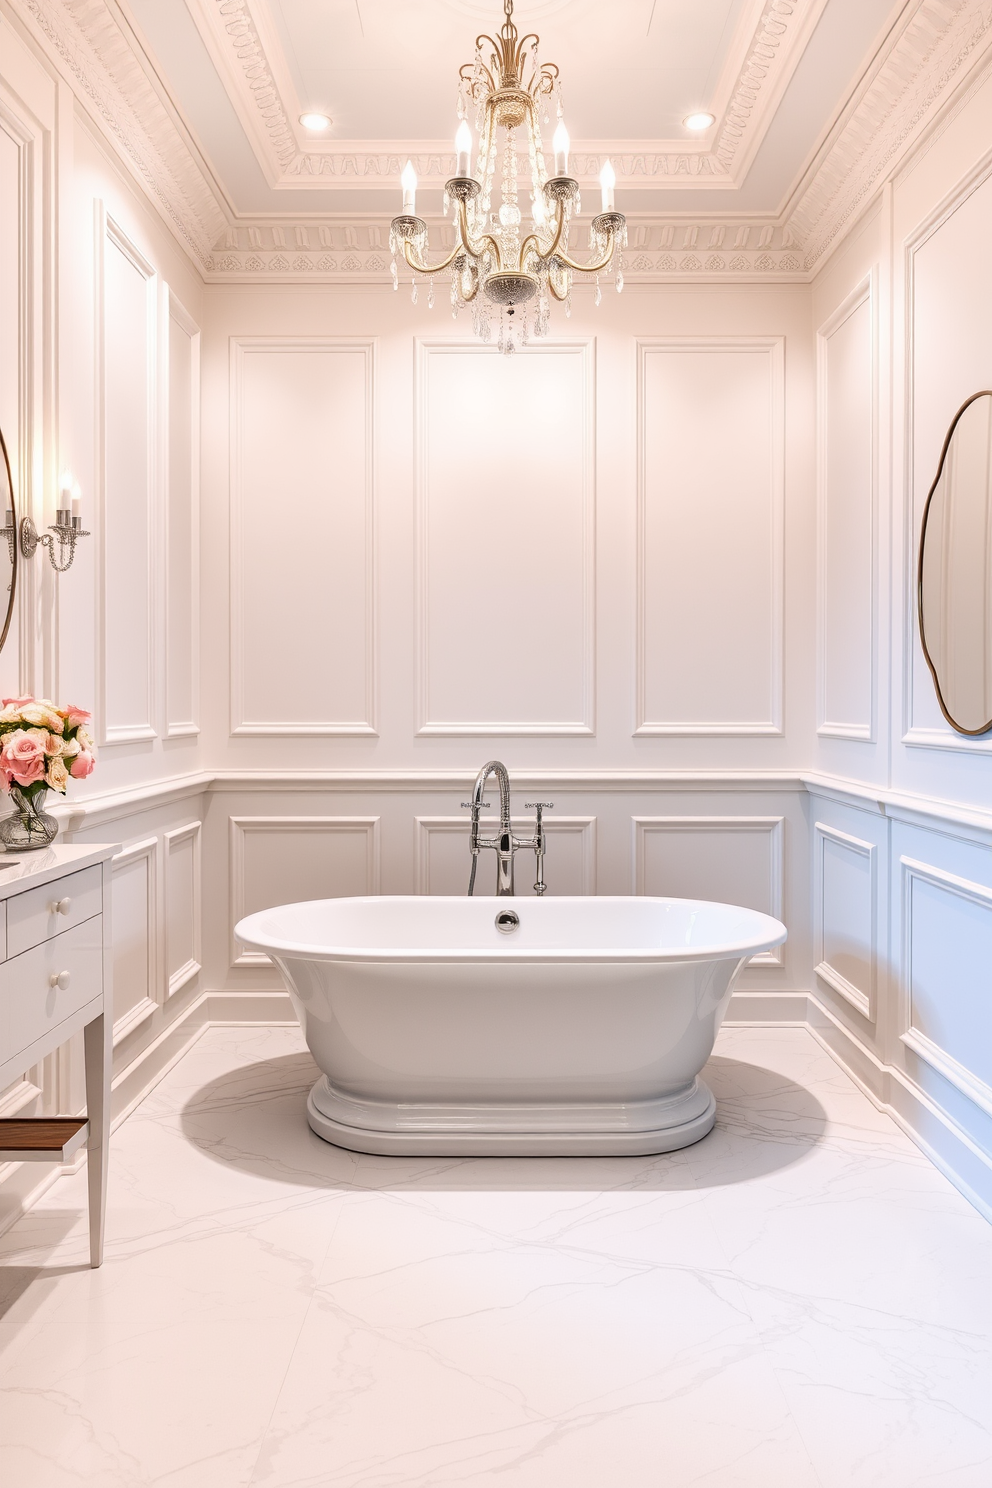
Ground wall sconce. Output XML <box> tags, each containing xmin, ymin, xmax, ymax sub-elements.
<box><xmin>20</xmin><ymin>473</ymin><xmax>90</xmax><ymax>573</ymax></box>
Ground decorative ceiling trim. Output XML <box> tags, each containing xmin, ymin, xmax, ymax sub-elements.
<box><xmin>182</xmin><ymin>0</ymin><xmax>823</xmax><ymax>193</ymax></box>
<box><xmin>790</xmin><ymin>0</ymin><xmax>992</xmax><ymax>267</ymax></box>
<box><xmin>10</xmin><ymin>0</ymin><xmax>992</xmax><ymax>287</ymax></box>
<box><xmin>206</xmin><ymin>218</ymin><xmax>808</xmax><ymax>283</ymax></box>
<box><xmin>18</xmin><ymin>0</ymin><xmax>227</xmax><ymax>266</ymax></box>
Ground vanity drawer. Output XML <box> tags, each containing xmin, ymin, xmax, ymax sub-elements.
<box><xmin>0</xmin><ymin>916</ymin><xmax>104</xmax><ymax>1063</ymax></box>
<box><xmin>6</xmin><ymin>866</ymin><xmax>103</xmax><ymax>959</ymax></box>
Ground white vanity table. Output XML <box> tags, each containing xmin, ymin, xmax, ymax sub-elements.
<box><xmin>0</xmin><ymin>844</ymin><xmax>117</xmax><ymax>1266</ymax></box>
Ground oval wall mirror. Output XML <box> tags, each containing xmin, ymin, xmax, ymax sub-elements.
<box><xmin>0</xmin><ymin>426</ymin><xmax>17</xmax><ymax>655</ymax></box>
<box><xmin>919</xmin><ymin>390</ymin><xmax>992</xmax><ymax>735</ymax></box>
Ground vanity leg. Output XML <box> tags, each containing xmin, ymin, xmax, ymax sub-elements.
<box><xmin>83</xmin><ymin>1012</ymin><xmax>111</xmax><ymax>1267</ymax></box>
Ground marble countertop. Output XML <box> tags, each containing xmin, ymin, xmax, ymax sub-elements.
<box><xmin>0</xmin><ymin>842</ymin><xmax>119</xmax><ymax>901</ymax></box>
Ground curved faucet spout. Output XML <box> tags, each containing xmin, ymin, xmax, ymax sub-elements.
<box><xmin>472</xmin><ymin>760</ymin><xmax>514</xmax><ymax>896</ymax></box>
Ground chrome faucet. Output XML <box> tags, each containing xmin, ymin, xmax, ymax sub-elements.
<box><xmin>462</xmin><ymin>760</ymin><xmax>553</xmax><ymax>897</ymax></box>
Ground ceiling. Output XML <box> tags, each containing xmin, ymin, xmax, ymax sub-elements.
<box><xmin>121</xmin><ymin>0</ymin><xmax>906</xmax><ymax>216</ymax></box>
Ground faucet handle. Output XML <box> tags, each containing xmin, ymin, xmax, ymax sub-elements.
<box><xmin>461</xmin><ymin>801</ymin><xmax>491</xmax><ymax>809</ymax></box>
<box><xmin>525</xmin><ymin>802</ymin><xmax>554</xmax><ymax>810</ymax></box>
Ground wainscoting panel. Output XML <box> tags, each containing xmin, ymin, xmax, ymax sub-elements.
<box><xmin>633</xmin><ymin>815</ymin><xmax>785</xmax><ymax>964</ymax></box>
<box><xmin>165</xmin><ymin>821</ymin><xmax>201</xmax><ymax>997</ymax></box>
<box><xmin>415</xmin><ymin>815</ymin><xmax>597</xmax><ymax>896</ymax></box>
<box><xmin>165</xmin><ymin>290</ymin><xmax>200</xmax><ymax>738</ymax></box>
<box><xmin>229</xmin><ymin>815</ymin><xmax>381</xmax><ymax>965</ymax></box>
<box><xmin>111</xmin><ymin>837</ymin><xmax>159</xmax><ymax>1042</ymax></box>
<box><xmin>230</xmin><ymin>338</ymin><xmax>375</xmax><ymax>736</ymax></box>
<box><xmin>636</xmin><ymin>338</ymin><xmax>784</xmax><ymax>735</ymax></box>
<box><xmin>817</xmin><ymin>278</ymin><xmax>875</xmax><ymax>739</ymax></box>
<box><xmin>416</xmin><ymin>340</ymin><xmax>594</xmax><ymax>735</ymax></box>
<box><xmin>814</xmin><ymin>820</ymin><xmax>876</xmax><ymax>1018</ymax></box>
<box><xmin>97</xmin><ymin>209</ymin><xmax>158</xmax><ymax>746</ymax></box>
<box><xmin>900</xmin><ymin>854</ymin><xmax>992</xmax><ymax>1117</ymax></box>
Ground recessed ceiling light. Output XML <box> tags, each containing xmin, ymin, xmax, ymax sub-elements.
<box><xmin>300</xmin><ymin>112</ymin><xmax>332</xmax><ymax>132</ymax></box>
<box><xmin>683</xmin><ymin>111</ymin><xmax>715</xmax><ymax>131</ymax></box>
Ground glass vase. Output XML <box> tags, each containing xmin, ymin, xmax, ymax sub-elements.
<box><xmin>0</xmin><ymin>784</ymin><xmax>59</xmax><ymax>851</ymax></box>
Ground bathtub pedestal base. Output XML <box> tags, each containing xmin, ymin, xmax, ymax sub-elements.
<box><xmin>306</xmin><ymin>1076</ymin><xmax>717</xmax><ymax>1157</ymax></box>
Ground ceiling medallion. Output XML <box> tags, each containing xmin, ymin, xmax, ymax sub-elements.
<box><xmin>390</xmin><ymin>0</ymin><xmax>626</xmax><ymax>353</ymax></box>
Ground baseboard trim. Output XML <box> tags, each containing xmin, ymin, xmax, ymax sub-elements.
<box><xmin>806</xmin><ymin>993</ymin><xmax>992</xmax><ymax>1225</ymax></box>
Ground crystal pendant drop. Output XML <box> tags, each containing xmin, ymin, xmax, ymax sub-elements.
<box><xmin>390</xmin><ymin>257</ymin><xmax>398</xmax><ymax>291</ymax></box>
<box><xmin>428</xmin><ymin>278</ymin><xmax>435</xmax><ymax>309</ymax></box>
<box><xmin>411</xmin><ymin>279</ymin><xmax>418</xmax><ymax>305</ymax></box>
<box><xmin>595</xmin><ymin>276</ymin><xmax>602</xmax><ymax>307</ymax></box>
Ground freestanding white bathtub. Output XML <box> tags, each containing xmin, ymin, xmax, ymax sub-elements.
<box><xmin>235</xmin><ymin>895</ymin><xmax>787</xmax><ymax>1156</ymax></box>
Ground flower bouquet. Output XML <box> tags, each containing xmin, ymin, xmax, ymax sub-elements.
<box><xmin>0</xmin><ymin>696</ymin><xmax>96</xmax><ymax>850</ymax></box>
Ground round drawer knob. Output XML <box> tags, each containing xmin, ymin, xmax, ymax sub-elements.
<box><xmin>50</xmin><ymin>898</ymin><xmax>72</xmax><ymax>916</ymax></box>
<box><xmin>49</xmin><ymin>970</ymin><xmax>71</xmax><ymax>991</ymax></box>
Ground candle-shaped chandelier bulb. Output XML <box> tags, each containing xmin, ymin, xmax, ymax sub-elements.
<box><xmin>552</xmin><ymin>120</ymin><xmax>570</xmax><ymax>176</ymax></box>
<box><xmin>401</xmin><ymin>160</ymin><xmax>417</xmax><ymax>213</ymax></box>
<box><xmin>455</xmin><ymin>120</ymin><xmax>473</xmax><ymax>177</ymax></box>
<box><xmin>599</xmin><ymin>159</ymin><xmax>616</xmax><ymax>213</ymax></box>
<box><xmin>71</xmin><ymin>481</ymin><xmax>82</xmax><ymax>520</ymax></box>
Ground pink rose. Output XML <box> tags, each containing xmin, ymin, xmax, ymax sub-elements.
<box><xmin>1</xmin><ymin>695</ymin><xmax>32</xmax><ymax>708</ymax></box>
<box><xmin>63</xmin><ymin>705</ymin><xmax>92</xmax><ymax>729</ymax></box>
<box><xmin>69</xmin><ymin>750</ymin><xmax>95</xmax><ymax>779</ymax></box>
<box><xmin>1</xmin><ymin>728</ymin><xmax>48</xmax><ymax>787</ymax></box>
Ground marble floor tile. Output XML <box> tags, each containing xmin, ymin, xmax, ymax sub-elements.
<box><xmin>0</xmin><ymin>1023</ymin><xmax>990</xmax><ymax>1487</ymax></box>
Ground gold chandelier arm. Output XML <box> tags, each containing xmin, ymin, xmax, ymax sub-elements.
<box><xmin>551</xmin><ymin>235</ymin><xmax>621</xmax><ymax>276</ymax></box>
<box><xmin>547</xmin><ymin>274</ymin><xmax>569</xmax><ymax>302</ymax></box>
<box><xmin>401</xmin><ymin>238</ymin><xmax>463</xmax><ymax>276</ymax></box>
<box><xmin>520</xmin><ymin>193</ymin><xmax>569</xmax><ymax>272</ymax></box>
<box><xmin>456</xmin><ymin>197</ymin><xmax>503</xmax><ymax>271</ymax></box>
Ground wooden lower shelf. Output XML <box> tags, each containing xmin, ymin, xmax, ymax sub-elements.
<box><xmin>0</xmin><ymin>1118</ymin><xmax>89</xmax><ymax>1162</ymax></box>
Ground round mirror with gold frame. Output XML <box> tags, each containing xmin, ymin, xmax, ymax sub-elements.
<box><xmin>919</xmin><ymin>390</ymin><xmax>992</xmax><ymax>736</ymax></box>
<box><xmin>0</xmin><ymin>426</ymin><xmax>18</xmax><ymax>655</ymax></box>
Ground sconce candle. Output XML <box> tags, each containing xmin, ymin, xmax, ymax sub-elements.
<box><xmin>599</xmin><ymin>159</ymin><xmax>616</xmax><ymax>212</ymax></box>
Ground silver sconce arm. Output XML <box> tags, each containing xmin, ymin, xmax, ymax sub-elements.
<box><xmin>20</xmin><ymin>513</ymin><xmax>90</xmax><ymax>574</ymax></box>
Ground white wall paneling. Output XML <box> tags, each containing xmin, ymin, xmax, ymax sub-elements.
<box><xmin>164</xmin><ymin>820</ymin><xmax>201</xmax><ymax>997</ymax></box>
<box><xmin>817</xmin><ymin>276</ymin><xmax>876</xmax><ymax>740</ymax></box>
<box><xmin>632</xmin><ymin>815</ymin><xmax>785</xmax><ymax>964</ymax></box>
<box><xmin>902</xmin><ymin>151</ymin><xmax>992</xmax><ymax>755</ymax></box>
<box><xmin>229</xmin><ymin>337</ymin><xmax>376</xmax><ymax>736</ymax></box>
<box><xmin>900</xmin><ymin>855</ymin><xmax>992</xmax><ymax>1119</ymax></box>
<box><xmin>415</xmin><ymin>339</ymin><xmax>595</xmax><ymax>736</ymax></box>
<box><xmin>95</xmin><ymin>205</ymin><xmax>159</xmax><ymax>746</ymax></box>
<box><xmin>813</xmin><ymin>820</ymin><xmax>876</xmax><ymax>1019</ymax></box>
<box><xmin>636</xmin><ymin>338</ymin><xmax>784</xmax><ymax>736</ymax></box>
<box><xmin>111</xmin><ymin>836</ymin><xmax>159</xmax><ymax>1043</ymax></box>
<box><xmin>415</xmin><ymin>815</ymin><xmax>597</xmax><ymax>896</ymax></box>
<box><xmin>164</xmin><ymin>288</ymin><xmax>200</xmax><ymax>738</ymax></box>
<box><xmin>229</xmin><ymin>815</ymin><xmax>380</xmax><ymax>966</ymax></box>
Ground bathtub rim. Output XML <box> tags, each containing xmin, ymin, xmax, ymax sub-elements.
<box><xmin>235</xmin><ymin>893</ymin><xmax>787</xmax><ymax>966</ymax></box>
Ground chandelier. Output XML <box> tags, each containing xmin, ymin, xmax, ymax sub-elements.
<box><xmin>390</xmin><ymin>0</ymin><xmax>626</xmax><ymax>353</ymax></box>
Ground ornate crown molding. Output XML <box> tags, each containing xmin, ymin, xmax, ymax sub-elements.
<box><xmin>18</xmin><ymin>0</ymin><xmax>227</xmax><ymax>266</ymax></box>
<box><xmin>183</xmin><ymin>0</ymin><xmax>821</xmax><ymax>192</ymax></box>
<box><xmin>789</xmin><ymin>0</ymin><xmax>992</xmax><ymax>267</ymax></box>
<box><xmin>206</xmin><ymin>218</ymin><xmax>807</xmax><ymax>283</ymax></box>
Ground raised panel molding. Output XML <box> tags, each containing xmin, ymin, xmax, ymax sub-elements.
<box><xmin>164</xmin><ymin>288</ymin><xmax>200</xmax><ymax>739</ymax></box>
<box><xmin>95</xmin><ymin>204</ymin><xmax>159</xmax><ymax>748</ymax></box>
<box><xmin>230</xmin><ymin>816</ymin><xmax>380</xmax><ymax>967</ymax></box>
<box><xmin>415</xmin><ymin>339</ymin><xmax>595</xmax><ymax>737</ymax></box>
<box><xmin>636</xmin><ymin>338</ymin><xmax>784</xmax><ymax>736</ymax></box>
<box><xmin>229</xmin><ymin>337</ymin><xmax>376</xmax><ymax>737</ymax></box>
<box><xmin>816</xmin><ymin>275</ymin><xmax>876</xmax><ymax>741</ymax></box>
<box><xmin>164</xmin><ymin>821</ymin><xmax>202</xmax><ymax>998</ymax></box>
<box><xmin>813</xmin><ymin>822</ymin><xmax>876</xmax><ymax>1020</ymax></box>
<box><xmin>903</xmin><ymin>150</ymin><xmax>992</xmax><ymax>755</ymax></box>
<box><xmin>111</xmin><ymin>836</ymin><xmax>159</xmax><ymax>1043</ymax></box>
<box><xmin>633</xmin><ymin>815</ymin><xmax>785</xmax><ymax>965</ymax></box>
<box><xmin>900</xmin><ymin>856</ymin><xmax>992</xmax><ymax>1120</ymax></box>
<box><xmin>415</xmin><ymin>816</ymin><xmax>597</xmax><ymax>897</ymax></box>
